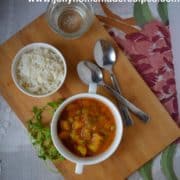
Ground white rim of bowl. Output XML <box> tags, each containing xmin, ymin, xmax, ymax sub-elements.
<box><xmin>51</xmin><ymin>93</ymin><xmax>123</xmax><ymax>165</ymax></box>
<box><xmin>11</xmin><ymin>43</ymin><xmax>67</xmax><ymax>98</ymax></box>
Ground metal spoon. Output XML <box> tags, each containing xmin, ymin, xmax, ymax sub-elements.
<box><xmin>77</xmin><ymin>61</ymin><xmax>149</xmax><ymax>123</ymax></box>
<box><xmin>94</xmin><ymin>39</ymin><xmax>133</xmax><ymax>126</ymax></box>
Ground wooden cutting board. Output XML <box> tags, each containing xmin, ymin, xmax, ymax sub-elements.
<box><xmin>0</xmin><ymin>15</ymin><xmax>179</xmax><ymax>180</ymax></box>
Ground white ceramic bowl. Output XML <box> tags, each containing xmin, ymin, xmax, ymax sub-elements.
<box><xmin>51</xmin><ymin>92</ymin><xmax>123</xmax><ymax>174</ymax></box>
<box><xmin>11</xmin><ymin>43</ymin><xmax>67</xmax><ymax>98</ymax></box>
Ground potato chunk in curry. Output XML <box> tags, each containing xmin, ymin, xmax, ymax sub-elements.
<box><xmin>58</xmin><ymin>98</ymin><xmax>116</xmax><ymax>157</ymax></box>
<box><xmin>88</xmin><ymin>133</ymin><xmax>103</xmax><ymax>152</ymax></box>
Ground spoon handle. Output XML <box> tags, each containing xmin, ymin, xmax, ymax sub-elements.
<box><xmin>102</xmin><ymin>83</ymin><xmax>150</xmax><ymax>123</ymax></box>
<box><xmin>110</xmin><ymin>72</ymin><xmax>133</xmax><ymax>126</ymax></box>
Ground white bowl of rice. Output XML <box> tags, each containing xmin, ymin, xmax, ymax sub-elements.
<box><xmin>11</xmin><ymin>43</ymin><xmax>67</xmax><ymax>98</ymax></box>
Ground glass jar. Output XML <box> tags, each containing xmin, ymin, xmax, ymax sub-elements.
<box><xmin>46</xmin><ymin>1</ymin><xmax>94</xmax><ymax>39</ymax></box>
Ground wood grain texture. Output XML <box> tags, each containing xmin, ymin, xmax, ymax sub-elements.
<box><xmin>0</xmin><ymin>15</ymin><xmax>179</xmax><ymax>180</ymax></box>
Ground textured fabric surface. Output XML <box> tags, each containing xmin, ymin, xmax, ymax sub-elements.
<box><xmin>110</xmin><ymin>20</ymin><xmax>180</xmax><ymax>127</ymax></box>
<box><xmin>0</xmin><ymin>96</ymin><xmax>63</xmax><ymax>180</ymax></box>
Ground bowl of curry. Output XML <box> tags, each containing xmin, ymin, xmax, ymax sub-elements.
<box><xmin>51</xmin><ymin>93</ymin><xmax>123</xmax><ymax>174</ymax></box>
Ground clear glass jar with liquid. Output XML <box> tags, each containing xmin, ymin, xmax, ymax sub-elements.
<box><xmin>46</xmin><ymin>1</ymin><xmax>94</xmax><ymax>39</ymax></box>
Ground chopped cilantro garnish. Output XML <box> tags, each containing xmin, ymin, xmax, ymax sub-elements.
<box><xmin>27</xmin><ymin>100</ymin><xmax>65</xmax><ymax>161</ymax></box>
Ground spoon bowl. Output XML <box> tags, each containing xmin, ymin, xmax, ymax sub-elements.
<box><xmin>94</xmin><ymin>39</ymin><xmax>116</xmax><ymax>71</ymax></box>
<box><xmin>77</xmin><ymin>61</ymin><xmax>103</xmax><ymax>85</ymax></box>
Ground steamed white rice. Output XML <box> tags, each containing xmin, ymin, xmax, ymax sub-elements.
<box><xmin>16</xmin><ymin>47</ymin><xmax>65</xmax><ymax>95</ymax></box>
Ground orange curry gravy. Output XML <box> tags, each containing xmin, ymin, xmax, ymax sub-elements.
<box><xmin>58</xmin><ymin>98</ymin><xmax>116</xmax><ymax>157</ymax></box>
